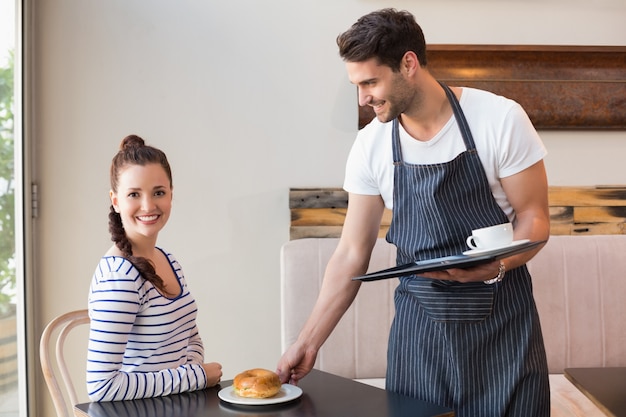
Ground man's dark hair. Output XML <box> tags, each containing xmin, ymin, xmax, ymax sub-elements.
<box><xmin>337</xmin><ymin>8</ymin><xmax>427</xmax><ymax>72</ymax></box>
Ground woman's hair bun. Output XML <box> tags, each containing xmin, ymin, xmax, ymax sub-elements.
<box><xmin>120</xmin><ymin>134</ymin><xmax>145</xmax><ymax>150</ymax></box>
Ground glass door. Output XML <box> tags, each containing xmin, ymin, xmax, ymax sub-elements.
<box><xmin>0</xmin><ymin>0</ymin><xmax>19</xmax><ymax>416</ymax></box>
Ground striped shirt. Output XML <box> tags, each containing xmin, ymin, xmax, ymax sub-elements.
<box><xmin>86</xmin><ymin>248</ymin><xmax>207</xmax><ymax>401</ymax></box>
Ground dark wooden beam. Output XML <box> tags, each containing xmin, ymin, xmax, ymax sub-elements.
<box><xmin>359</xmin><ymin>45</ymin><xmax>626</xmax><ymax>130</ymax></box>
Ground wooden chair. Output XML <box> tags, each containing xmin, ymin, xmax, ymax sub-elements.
<box><xmin>40</xmin><ymin>309</ymin><xmax>90</xmax><ymax>417</ymax></box>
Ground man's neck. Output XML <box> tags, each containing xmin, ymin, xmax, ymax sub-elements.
<box><xmin>400</xmin><ymin>78</ymin><xmax>457</xmax><ymax>142</ymax></box>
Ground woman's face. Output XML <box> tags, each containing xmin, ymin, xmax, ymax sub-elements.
<box><xmin>110</xmin><ymin>163</ymin><xmax>172</xmax><ymax>243</ymax></box>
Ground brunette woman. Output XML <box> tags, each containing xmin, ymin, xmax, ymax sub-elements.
<box><xmin>87</xmin><ymin>135</ymin><xmax>222</xmax><ymax>401</ymax></box>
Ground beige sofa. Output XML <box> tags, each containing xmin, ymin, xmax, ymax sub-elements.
<box><xmin>281</xmin><ymin>235</ymin><xmax>626</xmax><ymax>416</ymax></box>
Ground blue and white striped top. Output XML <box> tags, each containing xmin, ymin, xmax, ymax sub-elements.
<box><xmin>86</xmin><ymin>248</ymin><xmax>207</xmax><ymax>401</ymax></box>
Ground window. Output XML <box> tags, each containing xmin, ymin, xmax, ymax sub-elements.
<box><xmin>0</xmin><ymin>0</ymin><xmax>20</xmax><ymax>416</ymax></box>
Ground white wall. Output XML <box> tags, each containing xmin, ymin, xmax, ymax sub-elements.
<box><xmin>32</xmin><ymin>0</ymin><xmax>626</xmax><ymax>414</ymax></box>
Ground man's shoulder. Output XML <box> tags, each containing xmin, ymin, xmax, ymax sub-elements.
<box><xmin>461</xmin><ymin>86</ymin><xmax>517</xmax><ymax>107</ymax></box>
<box><xmin>359</xmin><ymin>116</ymin><xmax>392</xmax><ymax>134</ymax></box>
<box><xmin>355</xmin><ymin>118</ymin><xmax>394</xmax><ymax>149</ymax></box>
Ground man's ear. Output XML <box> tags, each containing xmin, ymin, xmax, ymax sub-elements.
<box><xmin>402</xmin><ymin>51</ymin><xmax>420</xmax><ymax>76</ymax></box>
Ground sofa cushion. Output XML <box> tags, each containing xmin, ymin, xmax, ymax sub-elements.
<box><xmin>528</xmin><ymin>235</ymin><xmax>626</xmax><ymax>373</ymax></box>
<box><xmin>281</xmin><ymin>235</ymin><xmax>626</xmax><ymax>378</ymax></box>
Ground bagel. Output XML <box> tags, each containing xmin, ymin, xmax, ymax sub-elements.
<box><xmin>233</xmin><ymin>368</ymin><xmax>282</xmax><ymax>398</ymax></box>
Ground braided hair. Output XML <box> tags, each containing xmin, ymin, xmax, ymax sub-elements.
<box><xmin>109</xmin><ymin>135</ymin><xmax>173</xmax><ymax>293</ymax></box>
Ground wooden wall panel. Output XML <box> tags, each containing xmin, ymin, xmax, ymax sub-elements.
<box><xmin>358</xmin><ymin>45</ymin><xmax>626</xmax><ymax>130</ymax></box>
<box><xmin>290</xmin><ymin>186</ymin><xmax>626</xmax><ymax>239</ymax></box>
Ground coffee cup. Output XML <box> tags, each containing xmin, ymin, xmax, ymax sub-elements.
<box><xmin>466</xmin><ymin>222</ymin><xmax>514</xmax><ymax>250</ymax></box>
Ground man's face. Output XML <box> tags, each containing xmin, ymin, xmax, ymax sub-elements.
<box><xmin>346</xmin><ymin>58</ymin><xmax>414</xmax><ymax>123</ymax></box>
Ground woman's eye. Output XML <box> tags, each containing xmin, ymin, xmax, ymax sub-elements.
<box><xmin>128</xmin><ymin>192</ymin><xmax>139</xmax><ymax>198</ymax></box>
<box><xmin>155</xmin><ymin>190</ymin><xmax>166</xmax><ymax>197</ymax></box>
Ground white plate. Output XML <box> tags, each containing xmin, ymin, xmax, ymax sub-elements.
<box><xmin>218</xmin><ymin>384</ymin><xmax>302</xmax><ymax>406</ymax></box>
<box><xmin>463</xmin><ymin>239</ymin><xmax>530</xmax><ymax>257</ymax></box>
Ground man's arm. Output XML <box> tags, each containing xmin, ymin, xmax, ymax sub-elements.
<box><xmin>276</xmin><ymin>193</ymin><xmax>386</xmax><ymax>384</ymax></box>
<box><xmin>424</xmin><ymin>160</ymin><xmax>550</xmax><ymax>282</ymax></box>
<box><xmin>499</xmin><ymin>159</ymin><xmax>550</xmax><ymax>269</ymax></box>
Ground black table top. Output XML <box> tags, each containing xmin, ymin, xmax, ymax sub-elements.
<box><xmin>75</xmin><ymin>369</ymin><xmax>454</xmax><ymax>417</ymax></box>
<box><xmin>565</xmin><ymin>367</ymin><xmax>626</xmax><ymax>417</ymax></box>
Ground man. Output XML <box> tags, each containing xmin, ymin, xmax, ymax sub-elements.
<box><xmin>277</xmin><ymin>8</ymin><xmax>550</xmax><ymax>417</ymax></box>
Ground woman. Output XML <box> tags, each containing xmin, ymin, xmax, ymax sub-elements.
<box><xmin>86</xmin><ymin>135</ymin><xmax>222</xmax><ymax>401</ymax></box>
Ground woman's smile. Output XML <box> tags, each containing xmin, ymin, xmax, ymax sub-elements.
<box><xmin>137</xmin><ymin>214</ymin><xmax>160</xmax><ymax>223</ymax></box>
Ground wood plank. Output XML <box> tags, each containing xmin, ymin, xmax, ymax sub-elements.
<box><xmin>290</xmin><ymin>188</ymin><xmax>348</xmax><ymax>209</ymax></box>
<box><xmin>290</xmin><ymin>226</ymin><xmax>389</xmax><ymax>240</ymax></box>
<box><xmin>567</xmin><ymin>223</ymin><xmax>626</xmax><ymax>235</ymax></box>
<box><xmin>549</xmin><ymin>223</ymin><xmax>573</xmax><ymax>236</ymax></box>
<box><xmin>289</xmin><ymin>186</ymin><xmax>626</xmax><ymax>239</ymax></box>
<box><xmin>549</xmin><ymin>186</ymin><xmax>626</xmax><ymax>207</ymax></box>
<box><xmin>573</xmin><ymin>206</ymin><xmax>626</xmax><ymax>223</ymax></box>
<box><xmin>291</xmin><ymin>208</ymin><xmax>348</xmax><ymax>227</ymax></box>
<box><xmin>358</xmin><ymin>45</ymin><xmax>626</xmax><ymax>130</ymax></box>
<box><xmin>291</xmin><ymin>208</ymin><xmax>392</xmax><ymax>226</ymax></box>
<box><xmin>290</xmin><ymin>187</ymin><xmax>626</xmax><ymax>208</ymax></box>
<box><xmin>549</xmin><ymin>207</ymin><xmax>574</xmax><ymax>224</ymax></box>
<box><xmin>290</xmin><ymin>226</ymin><xmax>344</xmax><ymax>239</ymax></box>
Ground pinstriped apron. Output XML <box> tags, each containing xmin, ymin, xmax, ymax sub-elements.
<box><xmin>385</xmin><ymin>84</ymin><xmax>550</xmax><ymax>416</ymax></box>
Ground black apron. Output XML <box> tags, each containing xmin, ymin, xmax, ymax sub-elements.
<box><xmin>385</xmin><ymin>83</ymin><xmax>550</xmax><ymax>416</ymax></box>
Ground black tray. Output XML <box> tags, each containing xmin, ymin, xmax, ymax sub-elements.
<box><xmin>353</xmin><ymin>240</ymin><xmax>546</xmax><ymax>282</ymax></box>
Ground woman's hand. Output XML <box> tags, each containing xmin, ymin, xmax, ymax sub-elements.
<box><xmin>202</xmin><ymin>362</ymin><xmax>223</xmax><ymax>387</ymax></box>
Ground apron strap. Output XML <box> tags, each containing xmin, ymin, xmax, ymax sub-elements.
<box><xmin>391</xmin><ymin>118</ymin><xmax>402</xmax><ymax>164</ymax></box>
<box><xmin>438</xmin><ymin>82</ymin><xmax>477</xmax><ymax>150</ymax></box>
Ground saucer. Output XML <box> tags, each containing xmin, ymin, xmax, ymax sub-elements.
<box><xmin>463</xmin><ymin>239</ymin><xmax>530</xmax><ymax>257</ymax></box>
<box><xmin>218</xmin><ymin>384</ymin><xmax>302</xmax><ymax>405</ymax></box>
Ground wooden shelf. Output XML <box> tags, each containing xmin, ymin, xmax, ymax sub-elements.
<box><xmin>359</xmin><ymin>45</ymin><xmax>626</xmax><ymax>130</ymax></box>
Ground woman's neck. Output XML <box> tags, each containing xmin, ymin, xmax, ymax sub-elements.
<box><xmin>131</xmin><ymin>242</ymin><xmax>158</xmax><ymax>260</ymax></box>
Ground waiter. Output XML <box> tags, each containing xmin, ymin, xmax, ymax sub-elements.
<box><xmin>277</xmin><ymin>8</ymin><xmax>550</xmax><ymax>417</ymax></box>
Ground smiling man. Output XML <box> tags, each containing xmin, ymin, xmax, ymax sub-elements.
<box><xmin>277</xmin><ymin>8</ymin><xmax>551</xmax><ymax>417</ymax></box>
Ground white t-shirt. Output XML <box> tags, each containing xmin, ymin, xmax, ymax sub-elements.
<box><xmin>343</xmin><ymin>87</ymin><xmax>547</xmax><ymax>221</ymax></box>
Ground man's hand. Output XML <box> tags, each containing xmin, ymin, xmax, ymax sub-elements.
<box><xmin>421</xmin><ymin>259</ymin><xmax>502</xmax><ymax>283</ymax></box>
<box><xmin>276</xmin><ymin>341</ymin><xmax>318</xmax><ymax>385</ymax></box>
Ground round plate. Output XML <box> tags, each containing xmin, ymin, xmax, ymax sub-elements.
<box><xmin>462</xmin><ymin>239</ymin><xmax>530</xmax><ymax>257</ymax></box>
<box><xmin>218</xmin><ymin>384</ymin><xmax>302</xmax><ymax>405</ymax></box>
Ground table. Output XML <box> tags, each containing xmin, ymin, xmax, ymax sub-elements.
<box><xmin>565</xmin><ymin>367</ymin><xmax>626</xmax><ymax>417</ymax></box>
<box><xmin>74</xmin><ymin>369</ymin><xmax>454</xmax><ymax>417</ymax></box>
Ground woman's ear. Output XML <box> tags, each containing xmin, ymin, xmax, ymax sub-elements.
<box><xmin>110</xmin><ymin>190</ymin><xmax>120</xmax><ymax>213</ymax></box>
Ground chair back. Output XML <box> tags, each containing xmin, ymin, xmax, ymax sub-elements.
<box><xmin>40</xmin><ymin>309</ymin><xmax>90</xmax><ymax>417</ymax></box>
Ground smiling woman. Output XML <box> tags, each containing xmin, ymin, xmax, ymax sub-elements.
<box><xmin>86</xmin><ymin>135</ymin><xmax>223</xmax><ymax>402</ymax></box>
<box><xmin>106</xmin><ymin>136</ymin><xmax>175</xmax><ymax>295</ymax></box>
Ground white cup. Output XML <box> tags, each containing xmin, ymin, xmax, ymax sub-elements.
<box><xmin>466</xmin><ymin>222</ymin><xmax>514</xmax><ymax>250</ymax></box>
